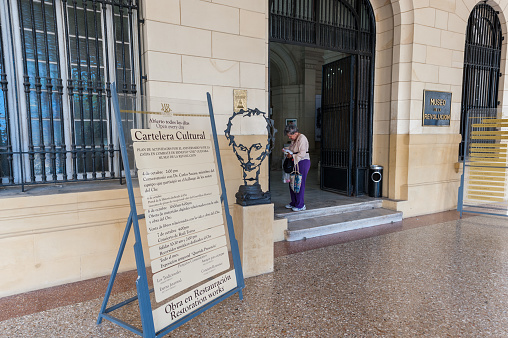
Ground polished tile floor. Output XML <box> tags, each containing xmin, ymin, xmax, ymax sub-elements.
<box><xmin>3</xmin><ymin>208</ymin><xmax>508</xmax><ymax>337</ymax></box>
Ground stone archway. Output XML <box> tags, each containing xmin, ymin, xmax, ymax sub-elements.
<box><xmin>269</xmin><ymin>0</ymin><xmax>376</xmax><ymax>196</ymax></box>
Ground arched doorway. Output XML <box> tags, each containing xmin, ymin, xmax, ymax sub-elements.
<box><xmin>459</xmin><ymin>3</ymin><xmax>502</xmax><ymax>158</ymax></box>
<box><xmin>269</xmin><ymin>0</ymin><xmax>376</xmax><ymax>196</ymax></box>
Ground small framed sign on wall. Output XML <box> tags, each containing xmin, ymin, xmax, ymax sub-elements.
<box><xmin>422</xmin><ymin>90</ymin><xmax>452</xmax><ymax>126</ymax></box>
<box><xmin>285</xmin><ymin>118</ymin><xmax>297</xmax><ymax>127</ymax></box>
<box><xmin>233</xmin><ymin>89</ymin><xmax>247</xmax><ymax>113</ymax></box>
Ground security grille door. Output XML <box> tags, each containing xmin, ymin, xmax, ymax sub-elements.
<box><xmin>321</xmin><ymin>54</ymin><xmax>372</xmax><ymax>196</ymax></box>
<box><xmin>321</xmin><ymin>56</ymin><xmax>355</xmax><ymax>194</ymax></box>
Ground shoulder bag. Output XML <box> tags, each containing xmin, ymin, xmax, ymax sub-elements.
<box><xmin>283</xmin><ymin>156</ymin><xmax>294</xmax><ymax>173</ymax></box>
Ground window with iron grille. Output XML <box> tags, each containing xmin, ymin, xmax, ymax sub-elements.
<box><xmin>0</xmin><ymin>0</ymin><xmax>140</xmax><ymax>188</ymax></box>
<box><xmin>459</xmin><ymin>3</ymin><xmax>502</xmax><ymax>159</ymax></box>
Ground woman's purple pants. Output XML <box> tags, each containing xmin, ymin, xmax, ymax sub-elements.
<box><xmin>289</xmin><ymin>159</ymin><xmax>310</xmax><ymax>209</ymax></box>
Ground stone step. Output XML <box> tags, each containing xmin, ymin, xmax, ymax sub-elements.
<box><xmin>284</xmin><ymin>208</ymin><xmax>402</xmax><ymax>242</ymax></box>
<box><xmin>276</xmin><ymin>200</ymin><xmax>382</xmax><ymax>222</ymax></box>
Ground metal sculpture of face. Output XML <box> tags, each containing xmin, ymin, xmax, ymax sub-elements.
<box><xmin>225</xmin><ymin>108</ymin><xmax>274</xmax><ymax>185</ymax></box>
<box><xmin>233</xmin><ymin>141</ymin><xmax>265</xmax><ymax>173</ymax></box>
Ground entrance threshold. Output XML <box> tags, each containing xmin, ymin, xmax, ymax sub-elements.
<box><xmin>270</xmin><ymin>170</ymin><xmax>402</xmax><ymax>241</ymax></box>
<box><xmin>270</xmin><ymin>169</ymin><xmax>373</xmax><ymax>214</ymax></box>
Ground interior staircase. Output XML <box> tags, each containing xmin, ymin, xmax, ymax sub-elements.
<box><xmin>274</xmin><ymin>199</ymin><xmax>402</xmax><ymax>242</ymax></box>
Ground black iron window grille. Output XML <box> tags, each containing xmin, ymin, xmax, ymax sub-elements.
<box><xmin>0</xmin><ymin>0</ymin><xmax>140</xmax><ymax>189</ymax></box>
<box><xmin>459</xmin><ymin>3</ymin><xmax>502</xmax><ymax>158</ymax></box>
<box><xmin>0</xmin><ymin>12</ymin><xmax>14</xmax><ymax>184</ymax></box>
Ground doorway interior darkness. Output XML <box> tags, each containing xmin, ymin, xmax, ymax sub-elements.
<box><xmin>269</xmin><ymin>0</ymin><xmax>376</xmax><ymax>196</ymax></box>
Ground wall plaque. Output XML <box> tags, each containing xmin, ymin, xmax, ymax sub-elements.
<box><xmin>422</xmin><ymin>90</ymin><xmax>452</xmax><ymax>126</ymax></box>
<box><xmin>233</xmin><ymin>89</ymin><xmax>247</xmax><ymax>113</ymax></box>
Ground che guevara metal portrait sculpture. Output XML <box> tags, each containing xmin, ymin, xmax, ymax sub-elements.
<box><xmin>225</xmin><ymin>108</ymin><xmax>276</xmax><ymax>206</ymax></box>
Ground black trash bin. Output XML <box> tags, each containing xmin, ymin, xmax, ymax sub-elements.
<box><xmin>368</xmin><ymin>165</ymin><xmax>383</xmax><ymax>198</ymax></box>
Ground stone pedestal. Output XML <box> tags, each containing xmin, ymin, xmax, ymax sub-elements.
<box><xmin>235</xmin><ymin>184</ymin><xmax>271</xmax><ymax>206</ymax></box>
<box><xmin>233</xmin><ymin>203</ymin><xmax>274</xmax><ymax>278</ymax></box>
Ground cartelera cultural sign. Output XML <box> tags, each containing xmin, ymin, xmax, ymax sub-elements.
<box><xmin>131</xmin><ymin>129</ymin><xmax>237</xmax><ymax>331</ymax></box>
<box><xmin>423</xmin><ymin>90</ymin><xmax>452</xmax><ymax>126</ymax></box>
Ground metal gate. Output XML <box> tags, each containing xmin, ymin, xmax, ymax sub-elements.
<box><xmin>459</xmin><ymin>3</ymin><xmax>502</xmax><ymax>158</ymax></box>
<box><xmin>321</xmin><ymin>56</ymin><xmax>354</xmax><ymax>194</ymax></box>
<box><xmin>458</xmin><ymin>108</ymin><xmax>508</xmax><ymax>217</ymax></box>
<box><xmin>321</xmin><ymin>55</ymin><xmax>371</xmax><ymax>195</ymax></box>
<box><xmin>269</xmin><ymin>0</ymin><xmax>375</xmax><ymax>196</ymax></box>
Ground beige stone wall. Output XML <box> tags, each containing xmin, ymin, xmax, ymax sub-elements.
<box><xmin>405</xmin><ymin>134</ymin><xmax>463</xmax><ymax>214</ymax></box>
<box><xmin>141</xmin><ymin>0</ymin><xmax>269</xmax><ymax>128</ymax></box>
<box><xmin>372</xmin><ymin>0</ymin><xmax>508</xmax><ymax>217</ymax></box>
<box><xmin>0</xmin><ymin>187</ymin><xmax>146</xmax><ymax>297</ymax></box>
<box><xmin>233</xmin><ymin>203</ymin><xmax>274</xmax><ymax>278</ymax></box>
<box><xmin>371</xmin><ymin>0</ymin><xmax>395</xmax><ymax>197</ymax></box>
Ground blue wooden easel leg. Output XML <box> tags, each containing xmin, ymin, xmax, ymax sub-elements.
<box><xmin>133</xmin><ymin>241</ymin><xmax>156</xmax><ymax>338</ymax></box>
<box><xmin>97</xmin><ymin>212</ymin><xmax>133</xmax><ymax>325</ymax></box>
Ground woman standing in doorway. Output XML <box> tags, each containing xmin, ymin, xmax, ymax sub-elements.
<box><xmin>284</xmin><ymin>124</ymin><xmax>310</xmax><ymax>211</ymax></box>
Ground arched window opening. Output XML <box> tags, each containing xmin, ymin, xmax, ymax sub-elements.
<box><xmin>460</xmin><ymin>3</ymin><xmax>502</xmax><ymax>158</ymax></box>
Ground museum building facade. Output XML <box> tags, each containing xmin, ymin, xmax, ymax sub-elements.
<box><xmin>0</xmin><ymin>0</ymin><xmax>506</xmax><ymax>296</ymax></box>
